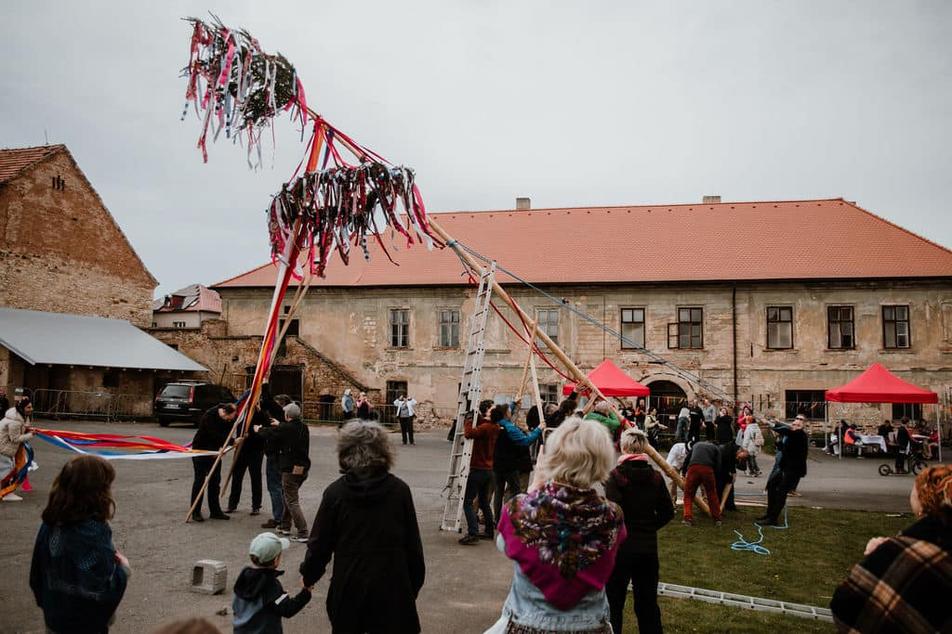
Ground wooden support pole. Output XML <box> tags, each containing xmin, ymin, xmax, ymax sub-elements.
<box><xmin>428</xmin><ymin>218</ymin><xmax>711</xmax><ymax>516</ymax></box>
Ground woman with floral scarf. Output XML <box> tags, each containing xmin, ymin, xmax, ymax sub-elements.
<box><xmin>485</xmin><ymin>417</ymin><xmax>626</xmax><ymax>634</ymax></box>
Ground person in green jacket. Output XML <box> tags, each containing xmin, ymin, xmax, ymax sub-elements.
<box><xmin>585</xmin><ymin>400</ymin><xmax>622</xmax><ymax>436</ymax></box>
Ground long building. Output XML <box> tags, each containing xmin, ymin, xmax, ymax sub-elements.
<box><xmin>203</xmin><ymin>197</ymin><xmax>952</xmax><ymax>428</ymax></box>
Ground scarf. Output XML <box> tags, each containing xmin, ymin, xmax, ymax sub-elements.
<box><xmin>499</xmin><ymin>482</ymin><xmax>626</xmax><ymax>611</ymax></box>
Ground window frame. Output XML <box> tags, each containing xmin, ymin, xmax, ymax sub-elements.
<box><xmin>882</xmin><ymin>304</ymin><xmax>911</xmax><ymax>350</ymax></box>
<box><xmin>541</xmin><ymin>383</ymin><xmax>560</xmax><ymax>406</ymax></box>
<box><xmin>536</xmin><ymin>308</ymin><xmax>560</xmax><ymax>345</ymax></box>
<box><xmin>389</xmin><ymin>308</ymin><xmax>411</xmax><ymax>348</ymax></box>
<box><xmin>668</xmin><ymin>307</ymin><xmax>703</xmax><ymax>349</ymax></box>
<box><xmin>438</xmin><ymin>308</ymin><xmax>460</xmax><ymax>348</ymax></box>
<box><xmin>620</xmin><ymin>306</ymin><xmax>646</xmax><ymax>350</ymax></box>
<box><xmin>827</xmin><ymin>305</ymin><xmax>855</xmax><ymax>350</ymax></box>
<box><xmin>766</xmin><ymin>305</ymin><xmax>794</xmax><ymax>350</ymax></box>
<box><xmin>784</xmin><ymin>389</ymin><xmax>827</xmax><ymax>421</ymax></box>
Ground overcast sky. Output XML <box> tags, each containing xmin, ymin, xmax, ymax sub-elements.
<box><xmin>2</xmin><ymin>1</ymin><xmax>950</xmax><ymax>295</ymax></box>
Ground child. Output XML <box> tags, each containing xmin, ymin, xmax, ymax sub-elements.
<box><xmin>233</xmin><ymin>532</ymin><xmax>312</xmax><ymax>633</ymax></box>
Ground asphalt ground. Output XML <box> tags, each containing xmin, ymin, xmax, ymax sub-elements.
<box><xmin>0</xmin><ymin>420</ymin><xmax>920</xmax><ymax>633</ymax></box>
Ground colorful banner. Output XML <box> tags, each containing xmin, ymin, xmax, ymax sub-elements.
<box><xmin>1</xmin><ymin>443</ymin><xmax>33</xmax><ymax>497</ymax></box>
<box><xmin>32</xmin><ymin>429</ymin><xmax>219</xmax><ymax>461</ymax></box>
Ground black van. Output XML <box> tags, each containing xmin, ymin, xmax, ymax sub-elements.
<box><xmin>155</xmin><ymin>381</ymin><xmax>235</xmax><ymax>427</ymax></box>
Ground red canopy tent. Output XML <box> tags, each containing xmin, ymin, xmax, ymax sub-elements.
<box><xmin>562</xmin><ymin>359</ymin><xmax>650</xmax><ymax>398</ymax></box>
<box><xmin>825</xmin><ymin>363</ymin><xmax>940</xmax><ymax>460</ymax></box>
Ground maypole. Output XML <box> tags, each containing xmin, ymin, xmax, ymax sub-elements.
<box><xmin>178</xmin><ymin>16</ymin><xmax>440</xmax><ymax>521</ymax></box>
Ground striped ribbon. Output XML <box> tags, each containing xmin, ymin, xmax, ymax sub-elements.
<box><xmin>32</xmin><ymin>428</ymin><xmax>219</xmax><ymax>461</ymax></box>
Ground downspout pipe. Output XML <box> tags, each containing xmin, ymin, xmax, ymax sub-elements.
<box><xmin>732</xmin><ymin>285</ymin><xmax>738</xmax><ymax>407</ymax></box>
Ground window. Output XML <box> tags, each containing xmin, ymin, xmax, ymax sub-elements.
<box><xmin>784</xmin><ymin>389</ymin><xmax>826</xmax><ymax>421</ymax></box>
<box><xmin>102</xmin><ymin>370</ymin><xmax>120</xmax><ymax>388</ymax></box>
<box><xmin>892</xmin><ymin>403</ymin><xmax>922</xmax><ymax>421</ymax></box>
<box><xmin>828</xmin><ymin>306</ymin><xmax>855</xmax><ymax>349</ymax></box>
<box><xmin>172</xmin><ymin>320</ymin><xmax>186</xmax><ymax>328</ymax></box>
<box><xmin>151</xmin><ymin>321</ymin><xmax>157</xmax><ymax>328</ymax></box>
<box><xmin>668</xmin><ymin>307</ymin><xmax>703</xmax><ymax>349</ymax></box>
<box><xmin>541</xmin><ymin>383</ymin><xmax>560</xmax><ymax>406</ymax></box>
<box><xmin>279</xmin><ymin>318</ymin><xmax>300</xmax><ymax>337</ymax></box>
<box><xmin>439</xmin><ymin>309</ymin><xmax>460</xmax><ymax>348</ymax></box>
<box><xmin>766</xmin><ymin>306</ymin><xmax>794</xmax><ymax>349</ymax></box>
<box><xmin>385</xmin><ymin>380</ymin><xmax>408</xmax><ymax>424</ymax></box>
<box><xmin>536</xmin><ymin>308</ymin><xmax>560</xmax><ymax>344</ymax></box>
<box><xmin>620</xmin><ymin>308</ymin><xmax>645</xmax><ymax>349</ymax></box>
<box><xmin>882</xmin><ymin>305</ymin><xmax>910</xmax><ymax>349</ymax></box>
<box><xmin>390</xmin><ymin>309</ymin><xmax>410</xmax><ymax>348</ymax></box>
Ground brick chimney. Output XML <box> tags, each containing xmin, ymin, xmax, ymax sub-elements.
<box><xmin>702</xmin><ymin>195</ymin><xmax>721</xmax><ymax>204</ymax></box>
<box><xmin>516</xmin><ymin>197</ymin><xmax>531</xmax><ymax>210</ymax></box>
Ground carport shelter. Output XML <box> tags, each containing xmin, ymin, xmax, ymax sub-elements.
<box><xmin>0</xmin><ymin>307</ymin><xmax>206</xmax><ymax>418</ymax></box>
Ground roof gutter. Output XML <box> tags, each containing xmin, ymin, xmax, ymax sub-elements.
<box><xmin>732</xmin><ymin>285</ymin><xmax>738</xmax><ymax>406</ymax></box>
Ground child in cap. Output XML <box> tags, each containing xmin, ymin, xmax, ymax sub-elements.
<box><xmin>233</xmin><ymin>532</ymin><xmax>312</xmax><ymax>633</ymax></box>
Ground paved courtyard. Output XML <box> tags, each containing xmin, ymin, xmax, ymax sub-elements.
<box><xmin>1</xmin><ymin>420</ymin><xmax>920</xmax><ymax>633</ymax></box>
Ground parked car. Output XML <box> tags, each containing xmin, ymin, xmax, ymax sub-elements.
<box><xmin>155</xmin><ymin>381</ymin><xmax>235</xmax><ymax>427</ymax></box>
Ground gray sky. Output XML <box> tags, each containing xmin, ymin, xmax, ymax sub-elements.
<box><xmin>2</xmin><ymin>1</ymin><xmax>950</xmax><ymax>295</ymax></box>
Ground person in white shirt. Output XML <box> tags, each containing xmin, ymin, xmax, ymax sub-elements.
<box><xmin>741</xmin><ymin>418</ymin><xmax>765</xmax><ymax>476</ymax></box>
<box><xmin>665</xmin><ymin>441</ymin><xmax>688</xmax><ymax>501</ymax></box>
<box><xmin>393</xmin><ymin>394</ymin><xmax>418</xmax><ymax>446</ymax></box>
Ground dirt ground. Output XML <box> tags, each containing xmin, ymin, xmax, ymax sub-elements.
<box><xmin>1</xmin><ymin>419</ymin><xmax>917</xmax><ymax>633</ymax></box>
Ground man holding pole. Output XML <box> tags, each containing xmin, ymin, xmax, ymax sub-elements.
<box><xmin>189</xmin><ymin>403</ymin><xmax>238</xmax><ymax>522</ymax></box>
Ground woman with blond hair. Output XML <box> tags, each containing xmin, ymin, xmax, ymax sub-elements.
<box><xmin>486</xmin><ymin>417</ymin><xmax>626</xmax><ymax>634</ymax></box>
<box><xmin>30</xmin><ymin>455</ymin><xmax>130</xmax><ymax>633</ymax></box>
<box><xmin>605</xmin><ymin>428</ymin><xmax>674</xmax><ymax>634</ymax></box>
<box><xmin>831</xmin><ymin>464</ymin><xmax>951</xmax><ymax>632</ymax></box>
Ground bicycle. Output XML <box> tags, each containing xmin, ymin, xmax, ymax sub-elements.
<box><xmin>878</xmin><ymin>444</ymin><xmax>928</xmax><ymax>477</ymax></box>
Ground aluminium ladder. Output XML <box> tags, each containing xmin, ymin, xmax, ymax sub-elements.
<box><xmin>440</xmin><ymin>261</ymin><xmax>496</xmax><ymax>532</ymax></box>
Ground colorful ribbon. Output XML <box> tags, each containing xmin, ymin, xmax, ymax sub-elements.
<box><xmin>1</xmin><ymin>443</ymin><xmax>33</xmax><ymax>497</ymax></box>
<box><xmin>32</xmin><ymin>429</ymin><xmax>219</xmax><ymax>461</ymax></box>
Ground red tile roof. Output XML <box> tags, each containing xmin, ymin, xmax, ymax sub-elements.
<box><xmin>0</xmin><ymin>145</ymin><xmax>65</xmax><ymax>184</ymax></box>
<box><xmin>214</xmin><ymin>198</ymin><xmax>951</xmax><ymax>288</ymax></box>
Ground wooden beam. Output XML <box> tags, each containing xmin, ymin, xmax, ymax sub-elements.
<box><xmin>427</xmin><ymin>218</ymin><xmax>710</xmax><ymax>516</ymax></box>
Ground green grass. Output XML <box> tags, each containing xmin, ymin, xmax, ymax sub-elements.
<box><xmin>617</xmin><ymin>507</ymin><xmax>911</xmax><ymax>633</ymax></box>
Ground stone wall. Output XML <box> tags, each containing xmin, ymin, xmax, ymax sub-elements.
<box><xmin>0</xmin><ymin>149</ymin><xmax>155</xmax><ymax>327</ymax></box>
<box><xmin>217</xmin><ymin>279</ymin><xmax>952</xmax><ymax>430</ymax></box>
<box><xmin>151</xmin><ymin>320</ymin><xmax>382</xmax><ymax>421</ymax></box>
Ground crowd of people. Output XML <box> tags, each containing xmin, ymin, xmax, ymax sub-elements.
<box><xmin>5</xmin><ymin>386</ymin><xmax>950</xmax><ymax>633</ymax></box>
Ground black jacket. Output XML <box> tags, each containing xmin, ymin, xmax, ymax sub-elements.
<box><xmin>300</xmin><ymin>471</ymin><xmax>425</xmax><ymax>633</ymax></box>
<box><xmin>493</xmin><ymin>426</ymin><xmax>533</xmax><ymax>473</ymax></box>
<box><xmin>192</xmin><ymin>405</ymin><xmax>233</xmax><ymax>451</ymax></box>
<box><xmin>259</xmin><ymin>418</ymin><xmax>310</xmax><ymax>474</ymax></box>
<box><xmin>604</xmin><ymin>459</ymin><xmax>674</xmax><ymax>555</ymax></box>
<box><xmin>232</xmin><ymin>567</ymin><xmax>311</xmax><ymax>634</ymax></box>
<box><xmin>777</xmin><ymin>428</ymin><xmax>809</xmax><ymax>477</ymax></box>
<box><xmin>714</xmin><ymin>415</ymin><xmax>735</xmax><ymax>444</ymax></box>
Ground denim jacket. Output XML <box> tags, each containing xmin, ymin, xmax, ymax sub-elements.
<box><xmin>496</xmin><ymin>536</ymin><xmax>611</xmax><ymax>633</ymax></box>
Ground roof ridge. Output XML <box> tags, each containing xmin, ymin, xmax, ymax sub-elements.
<box><xmin>432</xmin><ymin>198</ymin><xmax>845</xmax><ymax>216</ymax></box>
<box><xmin>211</xmin><ymin>261</ymin><xmax>276</xmax><ymax>288</ymax></box>
<box><xmin>0</xmin><ymin>144</ymin><xmax>66</xmax><ymax>185</ymax></box>
<box><xmin>841</xmin><ymin>200</ymin><xmax>952</xmax><ymax>256</ymax></box>
<box><xmin>0</xmin><ymin>143</ymin><xmax>66</xmax><ymax>152</ymax></box>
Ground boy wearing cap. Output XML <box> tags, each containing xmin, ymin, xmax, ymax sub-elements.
<box><xmin>233</xmin><ymin>532</ymin><xmax>312</xmax><ymax>633</ymax></box>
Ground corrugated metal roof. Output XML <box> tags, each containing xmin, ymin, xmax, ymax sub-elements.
<box><xmin>0</xmin><ymin>308</ymin><xmax>206</xmax><ymax>371</ymax></box>
<box><xmin>213</xmin><ymin>198</ymin><xmax>952</xmax><ymax>288</ymax></box>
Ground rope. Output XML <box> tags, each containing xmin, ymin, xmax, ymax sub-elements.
<box><xmin>448</xmin><ymin>239</ymin><xmax>734</xmax><ymax>403</ymax></box>
<box><xmin>730</xmin><ymin>507</ymin><xmax>789</xmax><ymax>555</ymax></box>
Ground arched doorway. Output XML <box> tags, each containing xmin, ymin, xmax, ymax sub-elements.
<box><xmin>646</xmin><ymin>380</ymin><xmax>688</xmax><ymax>423</ymax></box>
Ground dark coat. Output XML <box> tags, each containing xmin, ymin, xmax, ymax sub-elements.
<box><xmin>493</xmin><ymin>425</ymin><xmax>533</xmax><ymax>473</ymax></box>
<box><xmin>714</xmin><ymin>415</ymin><xmax>735</xmax><ymax>444</ymax></box>
<box><xmin>259</xmin><ymin>418</ymin><xmax>310</xmax><ymax>474</ymax></box>
<box><xmin>232</xmin><ymin>566</ymin><xmax>311</xmax><ymax>634</ymax></box>
<box><xmin>831</xmin><ymin>513</ymin><xmax>952</xmax><ymax>633</ymax></box>
<box><xmin>300</xmin><ymin>472</ymin><xmax>425</xmax><ymax>633</ymax></box>
<box><xmin>604</xmin><ymin>459</ymin><xmax>674</xmax><ymax>555</ymax></box>
<box><xmin>192</xmin><ymin>406</ymin><xmax>233</xmax><ymax>451</ymax></box>
<box><xmin>778</xmin><ymin>428</ymin><xmax>809</xmax><ymax>477</ymax></box>
<box><xmin>30</xmin><ymin>520</ymin><xmax>128</xmax><ymax>634</ymax></box>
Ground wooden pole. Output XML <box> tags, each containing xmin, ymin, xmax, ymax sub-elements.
<box><xmin>428</xmin><ymin>218</ymin><xmax>711</xmax><ymax>516</ymax></box>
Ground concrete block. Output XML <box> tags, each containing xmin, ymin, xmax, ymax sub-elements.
<box><xmin>190</xmin><ymin>560</ymin><xmax>227</xmax><ymax>595</ymax></box>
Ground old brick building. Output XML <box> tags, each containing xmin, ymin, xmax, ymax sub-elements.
<box><xmin>211</xmin><ymin>198</ymin><xmax>952</xmax><ymax>431</ymax></box>
<box><xmin>0</xmin><ymin>145</ymin><xmax>202</xmax><ymax>413</ymax></box>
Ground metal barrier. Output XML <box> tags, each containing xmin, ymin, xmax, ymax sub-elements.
<box><xmin>299</xmin><ymin>401</ymin><xmax>456</xmax><ymax>427</ymax></box>
<box><xmin>31</xmin><ymin>389</ymin><xmax>151</xmax><ymax>421</ymax></box>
